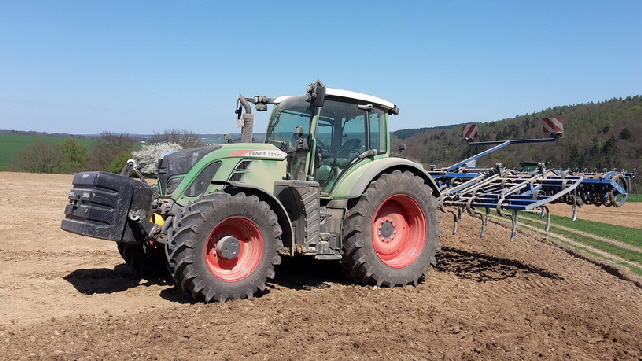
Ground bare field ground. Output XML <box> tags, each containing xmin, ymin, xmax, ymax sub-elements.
<box><xmin>1</xmin><ymin>172</ymin><xmax>641</xmax><ymax>360</ymax></box>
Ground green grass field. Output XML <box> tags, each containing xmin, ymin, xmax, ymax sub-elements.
<box><xmin>626</xmin><ymin>193</ymin><xmax>642</xmax><ymax>203</ymax></box>
<box><xmin>0</xmin><ymin>133</ymin><xmax>96</xmax><ymax>171</ymax></box>
<box><xmin>518</xmin><ymin>211</ymin><xmax>642</xmax><ymax>276</ymax></box>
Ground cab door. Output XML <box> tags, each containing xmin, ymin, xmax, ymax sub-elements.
<box><xmin>312</xmin><ymin>99</ymin><xmax>387</xmax><ymax>193</ymax></box>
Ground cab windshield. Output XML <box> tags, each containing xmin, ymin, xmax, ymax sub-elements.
<box><xmin>265</xmin><ymin>95</ymin><xmax>314</xmax><ymax>145</ymax></box>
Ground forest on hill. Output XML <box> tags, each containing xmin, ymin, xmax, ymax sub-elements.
<box><xmin>393</xmin><ymin>96</ymin><xmax>641</xmax><ymax>188</ymax></box>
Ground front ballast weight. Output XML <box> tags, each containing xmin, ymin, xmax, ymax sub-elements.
<box><xmin>61</xmin><ymin>171</ymin><xmax>155</xmax><ymax>243</ymax></box>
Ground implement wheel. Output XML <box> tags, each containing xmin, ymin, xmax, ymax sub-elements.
<box><xmin>341</xmin><ymin>170</ymin><xmax>440</xmax><ymax>287</ymax></box>
<box><xmin>608</xmin><ymin>173</ymin><xmax>629</xmax><ymax>207</ymax></box>
<box><xmin>167</xmin><ymin>190</ymin><xmax>282</xmax><ymax>302</ymax></box>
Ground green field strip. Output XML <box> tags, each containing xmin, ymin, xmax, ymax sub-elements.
<box><xmin>521</xmin><ymin>214</ymin><xmax>642</xmax><ymax>253</ymax></box>
<box><xmin>516</xmin><ymin>216</ymin><xmax>642</xmax><ymax>265</ymax></box>
<box><xmin>618</xmin><ymin>262</ymin><xmax>642</xmax><ymax>277</ymax></box>
<box><xmin>520</xmin><ymin>211</ymin><xmax>642</xmax><ymax>249</ymax></box>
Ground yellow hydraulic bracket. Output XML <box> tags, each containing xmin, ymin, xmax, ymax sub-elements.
<box><xmin>150</xmin><ymin>213</ymin><xmax>165</xmax><ymax>226</ymax></box>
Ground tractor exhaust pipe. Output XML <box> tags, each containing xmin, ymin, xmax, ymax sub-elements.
<box><xmin>236</xmin><ymin>93</ymin><xmax>254</xmax><ymax>143</ymax></box>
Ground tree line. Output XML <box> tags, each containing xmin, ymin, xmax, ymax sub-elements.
<box><xmin>10</xmin><ymin>129</ymin><xmax>202</xmax><ymax>174</ymax></box>
<box><xmin>393</xmin><ymin>95</ymin><xmax>642</xmax><ymax>189</ymax></box>
<box><xmin>10</xmin><ymin>96</ymin><xmax>641</xmax><ymax>190</ymax></box>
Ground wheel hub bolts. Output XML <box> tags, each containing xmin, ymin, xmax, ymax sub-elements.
<box><xmin>216</xmin><ymin>236</ymin><xmax>241</xmax><ymax>259</ymax></box>
<box><xmin>379</xmin><ymin>221</ymin><xmax>395</xmax><ymax>239</ymax></box>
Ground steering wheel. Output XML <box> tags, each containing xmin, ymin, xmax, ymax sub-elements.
<box><xmin>336</xmin><ymin>139</ymin><xmax>362</xmax><ymax>158</ymax></box>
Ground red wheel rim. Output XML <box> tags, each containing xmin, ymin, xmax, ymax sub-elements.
<box><xmin>371</xmin><ymin>194</ymin><xmax>426</xmax><ymax>268</ymax></box>
<box><xmin>205</xmin><ymin>217</ymin><xmax>263</xmax><ymax>282</ymax></box>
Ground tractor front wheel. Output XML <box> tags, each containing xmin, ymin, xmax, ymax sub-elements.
<box><xmin>167</xmin><ymin>190</ymin><xmax>282</xmax><ymax>302</ymax></box>
<box><xmin>117</xmin><ymin>240</ymin><xmax>168</xmax><ymax>278</ymax></box>
<box><xmin>341</xmin><ymin>170</ymin><xmax>440</xmax><ymax>287</ymax></box>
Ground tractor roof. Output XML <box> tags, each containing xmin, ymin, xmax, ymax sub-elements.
<box><xmin>274</xmin><ymin>88</ymin><xmax>396</xmax><ymax>111</ymax></box>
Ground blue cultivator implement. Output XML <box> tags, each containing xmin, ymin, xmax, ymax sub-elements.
<box><xmin>429</xmin><ymin>124</ymin><xmax>635</xmax><ymax>241</ymax></box>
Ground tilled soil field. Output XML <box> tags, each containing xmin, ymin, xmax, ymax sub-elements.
<box><xmin>1</xmin><ymin>172</ymin><xmax>641</xmax><ymax>360</ymax></box>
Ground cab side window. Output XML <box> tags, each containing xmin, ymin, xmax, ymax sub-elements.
<box><xmin>340</xmin><ymin>114</ymin><xmax>366</xmax><ymax>159</ymax></box>
<box><xmin>369</xmin><ymin>109</ymin><xmax>386</xmax><ymax>154</ymax></box>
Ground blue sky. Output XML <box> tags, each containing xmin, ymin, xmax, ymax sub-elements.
<box><xmin>1</xmin><ymin>1</ymin><xmax>641</xmax><ymax>135</ymax></box>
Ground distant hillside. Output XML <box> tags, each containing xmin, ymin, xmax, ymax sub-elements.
<box><xmin>3</xmin><ymin>97</ymin><xmax>640</xmax><ymax>192</ymax></box>
<box><xmin>0</xmin><ymin>129</ymin><xmax>92</xmax><ymax>138</ymax></box>
<box><xmin>0</xmin><ymin>133</ymin><xmax>96</xmax><ymax>171</ymax></box>
<box><xmin>393</xmin><ymin>96</ymin><xmax>642</xmax><ymax>189</ymax></box>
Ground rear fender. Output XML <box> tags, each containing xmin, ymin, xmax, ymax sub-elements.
<box><xmin>330</xmin><ymin>158</ymin><xmax>440</xmax><ymax>199</ymax></box>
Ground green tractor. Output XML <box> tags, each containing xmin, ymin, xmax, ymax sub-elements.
<box><xmin>62</xmin><ymin>80</ymin><xmax>442</xmax><ymax>302</ymax></box>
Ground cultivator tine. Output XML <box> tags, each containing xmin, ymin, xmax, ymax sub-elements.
<box><xmin>479</xmin><ymin>208</ymin><xmax>490</xmax><ymax>238</ymax></box>
<box><xmin>450</xmin><ymin>207</ymin><xmax>462</xmax><ymax>235</ymax></box>
<box><xmin>509</xmin><ymin>210</ymin><xmax>518</xmax><ymax>242</ymax></box>
<box><xmin>465</xmin><ymin>204</ymin><xmax>491</xmax><ymax>238</ymax></box>
<box><xmin>541</xmin><ymin>206</ymin><xmax>551</xmax><ymax>232</ymax></box>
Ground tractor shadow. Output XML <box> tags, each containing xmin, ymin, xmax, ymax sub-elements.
<box><xmin>158</xmin><ymin>257</ymin><xmax>349</xmax><ymax>303</ymax></box>
<box><xmin>63</xmin><ymin>258</ymin><xmax>349</xmax><ymax>302</ymax></box>
<box><xmin>270</xmin><ymin>256</ymin><xmax>349</xmax><ymax>291</ymax></box>
<box><xmin>64</xmin><ymin>248</ymin><xmax>562</xmax><ymax>301</ymax></box>
<box><xmin>64</xmin><ymin>264</ymin><xmax>172</xmax><ymax>295</ymax></box>
<box><xmin>158</xmin><ymin>256</ymin><xmax>349</xmax><ymax>302</ymax></box>
<box><xmin>434</xmin><ymin>246</ymin><xmax>564</xmax><ymax>282</ymax></box>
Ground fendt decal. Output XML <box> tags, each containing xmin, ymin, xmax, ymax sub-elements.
<box><xmin>229</xmin><ymin>149</ymin><xmax>288</xmax><ymax>160</ymax></box>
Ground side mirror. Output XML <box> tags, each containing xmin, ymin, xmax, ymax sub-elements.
<box><xmin>306</xmin><ymin>79</ymin><xmax>326</xmax><ymax>107</ymax></box>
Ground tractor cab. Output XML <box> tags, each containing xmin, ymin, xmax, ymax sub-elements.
<box><xmin>263</xmin><ymin>82</ymin><xmax>399</xmax><ymax>193</ymax></box>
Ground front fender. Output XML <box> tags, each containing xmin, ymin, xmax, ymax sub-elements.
<box><xmin>211</xmin><ymin>181</ymin><xmax>293</xmax><ymax>251</ymax></box>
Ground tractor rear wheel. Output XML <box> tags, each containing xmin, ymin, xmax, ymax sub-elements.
<box><xmin>341</xmin><ymin>170</ymin><xmax>440</xmax><ymax>287</ymax></box>
<box><xmin>167</xmin><ymin>190</ymin><xmax>282</xmax><ymax>302</ymax></box>
<box><xmin>117</xmin><ymin>240</ymin><xmax>168</xmax><ymax>278</ymax></box>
